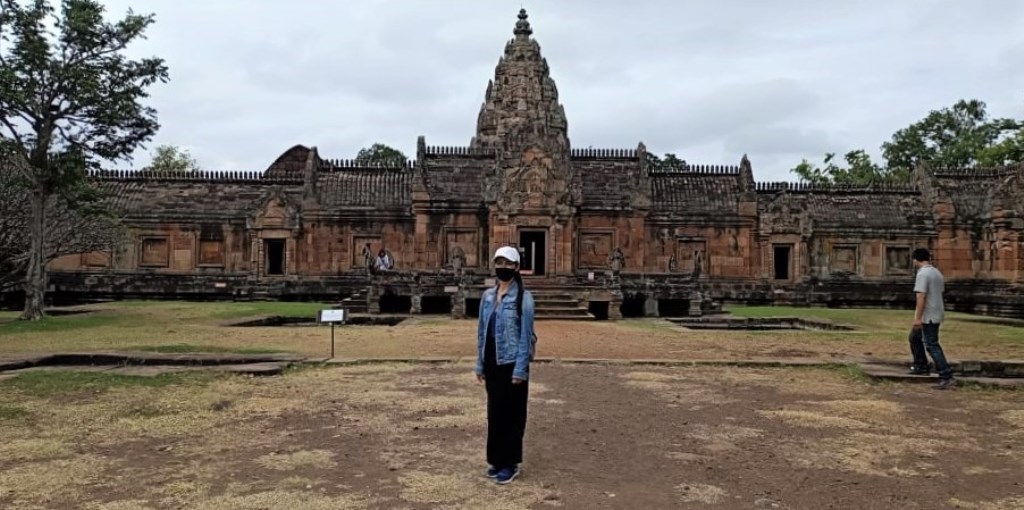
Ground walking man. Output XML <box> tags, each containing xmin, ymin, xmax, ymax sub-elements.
<box><xmin>908</xmin><ymin>248</ymin><xmax>956</xmax><ymax>389</ymax></box>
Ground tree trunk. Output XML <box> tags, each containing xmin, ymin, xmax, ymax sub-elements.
<box><xmin>22</xmin><ymin>189</ymin><xmax>47</xmax><ymax>321</ymax></box>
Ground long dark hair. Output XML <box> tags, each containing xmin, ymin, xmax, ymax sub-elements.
<box><xmin>496</xmin><ymin>268</ymin><xmax>526</xmax><ymax>319</ymax></box>
<box><xmin>513</xmin><ymin>271</ymin><xmax>524</xmax><ymax>318</ymax></box>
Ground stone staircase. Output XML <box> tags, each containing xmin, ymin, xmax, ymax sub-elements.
<box><xmin>529</xmin><ymin>285</ymin><xmax>594</xmax><ymax>321</ymax></box>
<box><xmin>339</xmin><ymin>288</ymin><xmax>369</xmax><ymax>315</ymax></box>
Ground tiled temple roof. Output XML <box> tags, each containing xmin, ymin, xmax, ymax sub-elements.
<box><xmin>651</xmin><ymin>170</ymin><xmax>744</xmax><ymax>215</ymax></box>
<box><xmin>576</xmin><ymin>158</ymin><xmax>640</xmax><ymax>209</ymax></box>
<box><xmin>92</xmin><ymin>179</ymin><xmax>301</xmax><ymax>220</ymax></box>
<box><xmin>420</xmin><ymin>154</ymin><xmax>492</xmax><ymax>203</ymax></box>
<box><xmin>317</xmin><ymin>168</ymin><xmax>413</xmax><ymax>209</ymax></box>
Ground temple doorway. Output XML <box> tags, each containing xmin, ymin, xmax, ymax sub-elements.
<box><xmin>519</xmin><ymin>230</ymin><xmax>547</xmax><ymax>276</ymax></box>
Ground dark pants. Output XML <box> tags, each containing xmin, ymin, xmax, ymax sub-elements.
<box><xmin>484</xmin><ymin>362</ymin><xmax>529</xmax><ymax>468</ymax></box>
<box><xmin>909</xmin><ymin>323</ymin><xmax>953</xmax><ymax>380</ymax></box>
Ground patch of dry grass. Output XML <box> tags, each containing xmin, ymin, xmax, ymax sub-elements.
<box><xmin>675</xmin><ymin>483</ymin><xmax>727</xmax><ymax>504</ymax></box>
<box><xmin>0</xmin><ymin>455</ymin><xmax>111</xmax><ymax>506</ymax></box>
<box><xmin>1000</xmin><ymin>410</ymin><xmax>1024</xmax><ymax>430</ymax></box>
<box><xmin>0</xmin><ymin>437</ymin><xmax>71</xmax><ymax>462</ymax></box>
<box><xmin>190</xmin><ymin>491</ymin><xmax>373</xmax><ymax>510</ymax></box>
<box><xmin>688</xmin><ymin>424</ymin><xmax>764</xmax><ymax>453</ymax></box>
<box><xmin>85</xmin><ymin>501</ymin><xmax>156</xmax><ymax>510</ymax></box>
<box><xmin>786</xmin><ymin>433</ymin><xmax>947</xmax><ymax>478</ymax></box>
<box><xmin>621</xmin><ymin>370</ymin><xmax>736</xmax><ymax>405</ymax></box>
<box><xmin>255</xmin><ymin>449</ymin><xmax>336</xmax><ymax>471</ymax></box>
<box><xmin>948</xmin><ymin>496</ymin><xmax>1024</xmax><ymax>510</ymax></box>
<box><xmin>815</xmin><ymin>399</ymin><xmax>906</xmax><ymax>422</ymax></box>
<box><xmin>757</xmin><ymin>409</ymin><xmax>871</xmax><ymax>430</ymax></box>
<box><xmin>399</xmin><ymin>472</ymin><xmax>477</xmax><ymax>504</ymax></box>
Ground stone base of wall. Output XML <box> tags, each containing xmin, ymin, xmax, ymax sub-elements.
<box><xmin>4</xmin><ymin>271</ymin><xmax>1020</xmax><ymax>321</ymax></box>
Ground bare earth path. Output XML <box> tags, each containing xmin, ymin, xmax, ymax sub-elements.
<box><xmin>2</xmin><ymin>363</ymin><xmax>1023</xmax><ymax>509</ymax></box>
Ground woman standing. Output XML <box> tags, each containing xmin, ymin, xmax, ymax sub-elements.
<box><xmin>475</xmin><ymin>246</ymin><xmax>536</xmax><ymax>485</ymax></box>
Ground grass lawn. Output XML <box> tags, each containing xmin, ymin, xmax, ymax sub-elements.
<box><xmin>0</xmin><ymin>301</ymin><xmax>1020</xmax><ymax>361</ymax></box>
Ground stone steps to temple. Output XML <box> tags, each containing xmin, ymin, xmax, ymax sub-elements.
<box><xmin>340</xmin><ymin>290</ymin><xmax>369</xmax><ymax>314</ymax></box>
<box><xmin>524</xmin><ymin>285</ymin><xmax>596</xmax><ymax>320</ymax></box>
<box><xmin>535</xmin><ymin>306</ymin><xmax>591</xmax><ymax>317</ymax></box>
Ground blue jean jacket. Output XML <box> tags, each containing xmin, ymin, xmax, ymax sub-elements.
<box><xmin>475</xmin><ymin>282</ymin><xmax>535</xmax><ymax>381</ymax></box>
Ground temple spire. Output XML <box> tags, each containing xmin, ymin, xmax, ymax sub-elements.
<box><xmin>514</xmin><ymin>8</ymin><xmax>532</xmax><ymax>38</ymax></box>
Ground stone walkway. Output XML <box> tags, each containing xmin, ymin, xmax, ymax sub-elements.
<box><xmin>1</xmin><ymin>352</ymin><xmax>1023</xmax><ymax>388</ymax></box>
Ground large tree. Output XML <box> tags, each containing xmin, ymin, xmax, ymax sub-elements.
<box><xmin>792</xmin><ymin>99</ymin><xmax>1023</xmax><ymax>184</ymax></box>
<box><xmin>883</xmin><ymin>99</ymin><xmax>1022</xmax><ymax>171</ymax></box>
<box><xmin>144</xmin><ymin>144</ymin><xmax>199</xmax><ymax>173</ymax></box>
<box><xmin>0</xmin><ymin>0</ymin><xmax>168</xmax><ymax>320</ymax></box>
<box><xmin>355</xmin><ymin>143</ymin><xmax>407</xmax><ymax>167</ymax></box>
<box><xmin>0</xmin><ymin>151</ymin><xmax>122</xmax><ymax>295</ymax></box>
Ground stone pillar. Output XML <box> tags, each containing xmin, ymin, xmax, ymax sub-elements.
<box><xmin>689</xmin><ymin>298</ymin><xmax>703</xmax><ymax>317</ymax></box>
<box><xmin>644</xmin><ymin>295</ymin><xmax>659</xmax><ymax>317</ymax></box>
<box><xmin>367</xmin><ymin>284</ymin><xmax>380</xmax><ymax>314</ymax></box>
<box><xmin>608</xmin><ymin>291</ymin><xmax>623</xmax><ymax>320</ymax></box>
<box><xmin>451</xmin><ymin>290</ymin><xmax>466</xmax><ymax>319</ymax></box>
<box><xmin>411</xmin><ymin>293</ymin><xmax>422</xmax><ymax>315</ymax></box>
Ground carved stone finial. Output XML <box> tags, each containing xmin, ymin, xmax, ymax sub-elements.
<box><xmin>514</xmin><ymin>8</ymin><xmax>532</xmax><ymax>37</ymax></box>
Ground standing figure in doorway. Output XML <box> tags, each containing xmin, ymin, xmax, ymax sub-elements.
<box><xmin>375</xmin><ymin>249</ymin><xmax>393</xmax><ymax>272</ymax></box>
<box><xmin>475</xmin><ymin>246</ymin><xmax>536</xmax><ymax>485</ymax></box>
<box><xmin>362</xmin><ymin>243</ymin><xmax>374</xmax><ymax>273</ymax></box>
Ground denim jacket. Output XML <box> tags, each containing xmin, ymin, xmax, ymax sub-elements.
<box><xmin>475</xmin><ymin>282</ymin><xmax>536</xmax><ymax>381</ymax></box>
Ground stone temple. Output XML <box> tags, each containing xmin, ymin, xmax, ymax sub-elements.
<box><xmin>48</xmin><ymin>10</ymin><xmax>1024</xmax><ymax>319</ymax></box>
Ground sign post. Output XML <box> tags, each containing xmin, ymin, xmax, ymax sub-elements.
<box><xmin>317</xmin><ymin>309</ymin><xmax>348</xmax><ymax>359</ymax></box>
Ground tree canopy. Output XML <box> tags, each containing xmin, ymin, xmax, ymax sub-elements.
<box><xmin>355</xmin><ymin>143</ymin><xmax>408</xmax><ymax>167</ymax></box>
<box><xmin>645</xmin><ymin>152</ymin><xmax>687</xmax><ymax>172</ymax></box>
<box><xmin>0</xmin><ymin>0</ymin><xmax>168</xmax><ymax>319</ymax></box>
<box><xmin>792</xmin><ymin>99</ymin><xmax>1023</xmax><ymax>185</ymax></box>
<box><xmin>144</xmin><ymin>145</ymin><xmax>200</xmax><ymax>173</ymax></box>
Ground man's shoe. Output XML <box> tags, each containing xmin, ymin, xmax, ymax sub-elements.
<box><xmin>934</xmin><ymin>378</ymin><xmax>956</xmax><ymax>390</ymax></box>
<box><xmin>495</xmin><ymin>466</ymin><xmax>520</xmax><ymax>485</ymax></box>
<box><xmin>485</xmin><ymin>466</ymin><xmax>500</xmax><ymax>479</ymax></box>
<box><xmin>908</xmin><ymin>367</ymin><xmax>930</xmax><ymax>375</ymax></box>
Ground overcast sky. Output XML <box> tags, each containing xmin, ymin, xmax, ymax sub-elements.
<box><xmin>100</xmin><ymin>0</ymin><xmax>1024</xmax><ymax>182</ymax></box>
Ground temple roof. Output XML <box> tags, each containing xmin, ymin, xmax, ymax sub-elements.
<box><xmin>317</xmin><ymin>168</ymin><xmax>413</xmax><ymax>210</ymax></box>
<box><xmin>94</xmin><ymin>179</ymin><xmax>302</xmax><ymax>220</ymax></box>
<box><xmin>651</xmin><ymin>171</ymin><xmax>745</xmax><ymax>216</ymax></box>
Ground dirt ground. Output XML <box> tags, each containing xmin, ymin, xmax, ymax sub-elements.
<box><xmin>1</xmin><ymin>363</ymin><xmax>1023</xmax><ymax>509</ymax></box>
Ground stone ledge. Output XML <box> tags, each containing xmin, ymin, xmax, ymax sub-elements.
<box><xmin>860</xmin><ymin>363</ymin><xmax>1024</xmax><ymax>389</ymax></box>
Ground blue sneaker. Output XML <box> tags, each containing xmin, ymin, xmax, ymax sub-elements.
<box><xmin>485</xmin><ymin>466</ymin><xmax>500</xmax><ymax>478</ymax></box>
<box><xmin>495</xmin><ymin>466</ymin><xmax>520</xmax><ymax>485</ymax></box>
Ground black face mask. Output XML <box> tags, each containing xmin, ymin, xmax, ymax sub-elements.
<box><xmin>495</xmin><ymin>268</ymin><xmax>516</xmax><ymax>282</ymax></box>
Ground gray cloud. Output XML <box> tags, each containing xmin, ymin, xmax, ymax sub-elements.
<box><xmin>97</xmin><ymin>0</ymin><xmax>1024</xmax><ymax>181</ymax></box>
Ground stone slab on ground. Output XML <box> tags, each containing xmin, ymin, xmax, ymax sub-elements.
<box><xmin>860</xmin><ymin>363</ymin><xmax>1024</xmax><ymax>389</ymax></box>
<box><xmin>861</xmin><ymin>358</ymin><xmax>1024</xmax><ymax>378</ymax></box>
<box><xmin>2</xmin><ymin>362</ymin><xmax>290</xmax><ymax>378</ymax></box>
<box><xmin>0</xmin><ymin>352</ymin><xmax>305</xmax><ymax>372</ymax></box>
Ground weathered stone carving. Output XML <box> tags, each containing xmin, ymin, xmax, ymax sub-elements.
<box><xmin>450</xmin><ymin>245</ymin><xmax>466</xmax><ymax>273</ymax></box>
<box><xmin>609</xmin><ymin>247</ymin><xmax>625</xmax><ymax>274</ymax></box>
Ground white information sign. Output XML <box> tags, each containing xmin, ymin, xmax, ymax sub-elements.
<box><xmin>318</xmin><ymin>309</ymin><xmax>348</xmax><ymax>323</ymax></box>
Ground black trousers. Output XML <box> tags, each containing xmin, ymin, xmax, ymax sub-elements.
<box><xmin>484</xmin><ymin>362</ymin><xmax>529</xmax><ymax>468</ymax></box>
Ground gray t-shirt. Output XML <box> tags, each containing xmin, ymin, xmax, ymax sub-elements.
<box><xmin>914</xmin><ymin>265</ymin><xmax>945</xmax><ymax>324</ymax></box>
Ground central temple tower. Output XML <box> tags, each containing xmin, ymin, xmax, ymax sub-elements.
<box><xmin>473</xmin><ymin>9</ymin><xmax>580</xmax><ymax>276</ymax></box>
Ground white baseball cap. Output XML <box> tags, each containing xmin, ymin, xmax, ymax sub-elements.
<box><xmin>493</xmin><ymin>246</ymin><xmax>521</xmax><ymax>264</ymax></box>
